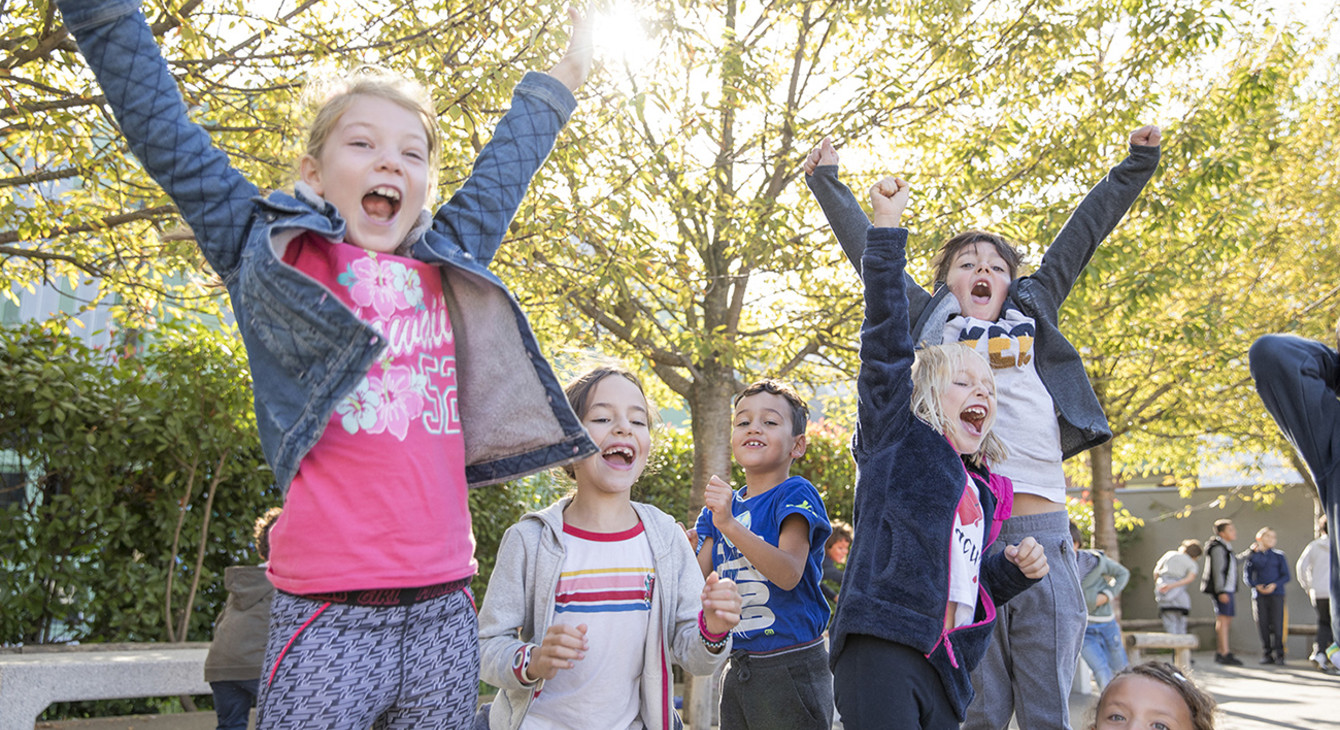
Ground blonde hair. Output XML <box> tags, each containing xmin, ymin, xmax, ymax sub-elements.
<box><xmin>301</xmin><ymin>65</ymin><xmax>440</xmax><ymax>194</ymax></box>
<box><xmin>910</xmin><ymin>343</ymin><xmax>1007</xmax><ymax>467</ymax></box>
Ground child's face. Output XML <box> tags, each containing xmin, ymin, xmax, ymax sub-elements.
<box><xmin>571</xmin><ymin>375</ymin><xmax>651</xmax><ymax>497</ymax></box>
<box><xmin>828</xmin><ymin>538</ymin><xmax>850</xmax><ymax>564</ymax></box>
<box><xmin>731</xmin><ymin>392</ymin><xmax>806</xmax><ymax>473</ymax></box>
<box><xmin>1094</xmin><ymin>674</ymin><xmax>1193</xmax><ymax>730</ymax></box>
<box><xmin>944</xmin><ymin>242</ymin><xmax>1012</xmax><ymax>321</ymax></box>
<box><xmin>941</xmin><ymin>354</ymin><xmax>996</xmax><ymax>456</ymax></box>
<box><xmin>1257</xmin><ymin>530</ymin><xmax>1276</xmax><ymax>549</ymax></box>
<box><xmin>300</xmin><ymin>95</ymin><xmax>431</xmax><ymax>254</ymax></box>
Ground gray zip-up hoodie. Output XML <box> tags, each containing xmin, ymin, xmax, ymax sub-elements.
<box><xmin>478</xmin><ymin>499</ymin><xmax>729</xmax><ymax>730</ymax></box>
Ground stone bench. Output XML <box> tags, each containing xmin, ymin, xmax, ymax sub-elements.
<box><xmin>1124</xmin><ymin>631</ymin><xmax>1199</xmax><ymax>670</ymax></box>
<box><xmin>0</xmin><ymin>644</ymin><xmax>209</xmax><ymax>730</ymax></box>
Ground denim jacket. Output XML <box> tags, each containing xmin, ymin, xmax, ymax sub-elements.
<box><xmin>834</xmin><ymin>226</ymin><xmax>1038</xmax><ymax>719</ymax></box>
<box><xmin>58</xmin><ymin>0</ymin><xmax>597</xmax><ymax>492</ymax></box>
<box><xmin>805</xmin><ymin>145</ymin><xmax>1160</xmax><ymax>458</ymax></box>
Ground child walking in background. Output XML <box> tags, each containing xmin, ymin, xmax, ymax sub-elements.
<box><xmin>1251</xmin><ymin>327</ymin><xmax>1340</xmax><ymax>672</ymax></box>
<box><xmin>205</xmin><ymin>507</ymin><xmax>282</xmax><ymax>730</ymax></box>
<box><xmin>1295</xmin><ymin>517</ymin><xmax>1334</xmax><ymax>673</ymax></box>
<box><xmin>829</xmin><ymin>176</ymin><xmax>1047</xmax><ymax>729</ymax></box>
<box><xmin>54</xmin><ymin>1</ymin><xmax>597</xmax><ymax>726</ymax></box>
<box><xmin>1086</xmin><ymin>661</ymin><xmax>1217</xmax><ymax>730</ymax></box>
<box><xmin>694</xmin><ymin>379</ymin><xmax>834</xmax><ymax>730</ymax></box>
<box><xmin>806</xmin><ymin>126</ymin><xmax>1161</xmax><ymax>729</ymax></box>
<box><xmin>1073</xmin><ymin>522</ymin><xmax>1131</xmax><ymax>690</ymax></box>
<box><xmin>1153</xmin><ymin>540</ymin><xmax>1203</xmax><ymax>635</ymax></box>
<box><xmin>477</xmin><ymin>365</ymin><xmax>741</xmax><ymax>730</ymax></box>
<box><xmin>1242</xmin><ymin>527</ymin><xmax>1290</xmax><ymax>664</ymax></box>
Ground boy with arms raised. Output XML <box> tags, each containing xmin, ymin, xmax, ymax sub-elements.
<box><xmin>694</xmin><ymin>380</ymin><xmax>834</xmax><ymax>730</ymax></box>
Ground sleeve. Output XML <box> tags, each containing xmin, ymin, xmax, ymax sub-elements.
<box><xmin>1243</xmin><ymin>552</ymin><xmax>1257</xmax><ymax>589</ymax></box>
<box><xmin>477</xmin><ymin>525</ymin><xmax>541</xmax><ymax>692</ymax></box>
<box><xmin>1025</xmin><ymin>144</ymin><xmax>1160</xmax><ymax>308</ymax></box>
<box><xmin>981</xmin><ymin>550</ymin><xmax>1040</xmax><ymax>606</ymax></box>
<box><xmin>1297</xmin><ymin>543</ymin><xmax>1315</xmax><ymax>593</ymax></box>
<box><xmin>1278</xmin><ymin>551</ymin><xmax>1291</xmax><ymax>586</ymax></box>
<box><xmin>805</xmin><ymin>166</ymin><xmax>933</xmax><ymax>313</ymax></box>
<box><xmin>666</xmin><ymin>527</ymin><xmax>731</xmax><ymax>676</ymax></box>
<box><xmin>1249</xmin><ymin>334</ymin><xmax>1340</xmax><ymax>491</ymax></box>
<box><xmin>422</xmin><ymin>72</ymin><xmax>575</xmax><ymax>267</ymax></box>
<box><xmin>56</xmin><ymin>0</ymin><xmax>261</xmax><ymax>280</ymax></box>
<box><xmin>777</xmin><ymin>481</ymin><xmax>832</xmax><ymax>549</ymax></box>
<box><xmin>854</xmin><ymin>227</ymin><xmax>917</xmax><ymax>455</ymax></box>
<box><xmin>693</xmin><ymin>507</ymin><xmax>717</xmax><ymax>553</ymax></box>
<box><xmin>1106</xmin><ymin>555</ymin><xmax>1131</xmax><ymax>595</ymax></box>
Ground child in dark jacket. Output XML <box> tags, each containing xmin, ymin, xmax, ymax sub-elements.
<box><xmin>1242</xmin><ymin>527</ymin><xmax>1291</xmax><ymax>664</ymax></box>
<box><xmin>830</xmin><ymin>175</ymin><xmax>1047</xmax><ymax>729</ymax></box>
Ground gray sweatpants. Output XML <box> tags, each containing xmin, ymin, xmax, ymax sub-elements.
<box><xmin>962</xmin><ymin>510</ymin><xmax>1087</xmax><ymax>730</ymax></box>
<box><xmin>256</xmin><ymin>588</ymin><xmax>479</xmax><ymax>729</ymax></box>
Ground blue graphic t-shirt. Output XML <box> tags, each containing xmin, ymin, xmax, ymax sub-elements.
<box><xmin>694</xmin><ymin>475</ymin><xmax>832</xmax><ymax>652</ymax></box>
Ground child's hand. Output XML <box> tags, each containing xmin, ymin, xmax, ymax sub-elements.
<box><xmin>701</xmin><ymin>571</ymin><xmax>742</xmax><ymax>637</ymax></box>
<box><xmin>704</xmin><ymin>475</ymin><xmax>737</xmax><ymax>530</ymax></box>
<box><xmin>1004</xmin><ymin>536</ymin><xmax>1049</xmax><ymax>579</ymax></box>
<box><xmin>1130</xmin><ymin>125</ymin><xmax>1162</xmax><ymax>147</ymax></box>
<box><xmin>529</xmin><ymin>623</ymin><xmax>589</xmax><ymax>680</ymax></box>
<box><xmin>548</xmin><ymin>7</ymin><xmax>594</xmax><ymax>92</ymax></box>
<box><xmin>802</xmin><ymin>136</ymin><xmax>840</xmax><ymax>175</ymax></box>
<box><xmin>679</xmin><ymin>522</ymin><xmax>698</xmax><ymax>549</ymax></box>
<box><xmin>869</xmin><ymin>176</ymin><xmax>910</xmax><ymax>229</ymax></box>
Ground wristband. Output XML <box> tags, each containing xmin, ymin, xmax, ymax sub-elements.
<box><xmin>699</xmin><ymin>610</ymin><xmax>729</xmax><ymax>651</ymax></box>
<box><xmin>512</xmin><ymin>644</ymin><xmax>536</xmax><ymax>685</ymax></box>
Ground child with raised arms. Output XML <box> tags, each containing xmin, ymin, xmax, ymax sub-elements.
<box><xmin>694</xmin><ymin>379</ymin><xmax>835</xmax><ymax>730</ymax></box>
<box><xmin>806</xmin><ymin>126</ymin><xmax>1161</xmax><ymax>729</ymax></box>
<box><xmin>832</xmin><ymin>175</ymin><xmax>1047</xmax><ymax>729</ymax></box>
<box><xmin>477</xmin><ymin>364</ymin><xmax>741</xmax><ymax>730</ymax></box>
<box><xmin>53</xmin><ymin>0</ymin><xmax>598</xmax><ymax>726</ymax></box>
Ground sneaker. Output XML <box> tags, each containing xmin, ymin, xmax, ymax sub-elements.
<box><xmin>1311</xmin><ymin>652</ymin><xmax>1326</xmax><ymax>670</ymax></box>
<box><xmin>1217</xmin><ymin>653</ymin><xmax>1244</xmax><ymax>666</ymax></box>
<box><xmin>1259</xmin><ymin>656</ymin><xmax>1275</xmax><ymax>665</ymax></box>
<box><xmin>1328</xmin><ymin>643</ymin><xmax>1340</xmax><ymax>671</ymax></box>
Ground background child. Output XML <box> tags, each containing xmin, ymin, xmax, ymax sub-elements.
<box><xmin>1073</xmin><ymin>521</ymin><xmax>1131</xmax><ymax>690</ymax></box>
<box><xmin>822</xmin><ymin>520</ymin><xmax>853</xmax><ymax>608</ymax></box>
<box><xmin>1200</xmin><ymin>519</ymin><xmax>1242</xmax><ymax>665</ymax></box>
<box><xmin>54</xmin><ymin>0</ymin><xmax>597</xmax><ymax>725</ymax></box>
<box><xmin>1295</xmin><ymin>517</ymin><xmax>1334</xmax><ymax>673</ymax></box>
<box><xmin>805</xmin><ymin>126</ymin><xmax>1161</xmax><ymax>730</ymax></box>
<box><xmin>1087</xmin><ymin>661</ymin><xmax>1217</xmax><ymax>730</ymax></box>
<box><xmin>693</xmin><ymin>379</ymin><xmax>834</xmax><ymax>730</ymax></box>
<box><xmin>1242</xmin><ymin>527</ymin><xmax>1290</xmax><ymax>664</ymax></box>
<box><xmin>1251</xmin><ymin>327</ymin><xmax>1340</xmax><ymax>671</ymax></box>
<box><xmin>1153</xmin><ymin>539</ymin><xmax>1203</xmax><ymax>635</ymax></box>
<box><xmin>477</xmin><ymin>365</ymin><xmax>740</xmax><ymax>730</ymax></box>
<box><xmin>830</xmin><ymin>176</ymin><xmax>1047</xmax><ymax>729</ymax></box>
<box><xmin>204</xmin><ymin>507</ymin><xmax>282</xmax><ymax>730</ymax></box>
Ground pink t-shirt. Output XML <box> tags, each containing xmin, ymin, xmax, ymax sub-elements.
<box><xmin>267</xmin><ymin>233</ymin><xmax>472</xmax><ymax>595</ymax></box>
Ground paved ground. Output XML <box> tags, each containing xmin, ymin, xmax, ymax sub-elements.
<box><xmin>34</xmin><ymin>651</ymin><xmax>1340</xmax><ymax>729</ymax></box>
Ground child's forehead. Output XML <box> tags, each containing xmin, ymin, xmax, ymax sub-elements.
<box><xmin>734</xmin><ymin>391</ymin><xmax>791</xmax><ymax>416</ymax></box>
<box><xmin>952</xmin><ymin>242</ymin><xmax>1006</xmax><ymax>262</ymax></box>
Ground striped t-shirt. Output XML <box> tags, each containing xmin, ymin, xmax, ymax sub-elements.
<box><xmin>524</xmin><ymin>522</ymin><xmax>655</xmax><ymax>730</ymax></box>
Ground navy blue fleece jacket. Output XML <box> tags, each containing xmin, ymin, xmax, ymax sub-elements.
<box><xmin>831</xmin><ymin>226</ymin><xmax>1039</xmax><ymax>720</ymax></box>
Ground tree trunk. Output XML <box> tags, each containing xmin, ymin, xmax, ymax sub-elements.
<box><xmin>686</xmin><ymin>376</ymin><xmax>736</xmax><ymax>520</ymax></box>
<box><xmin>1090</xmin><ymin>440</ymin><xmax>1119</xmax><ymax>561</ymax></box>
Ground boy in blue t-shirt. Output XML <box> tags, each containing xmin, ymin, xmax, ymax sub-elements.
<box><xmin>694</xmin><ymin>379</ymin><xmax>833</xmax><ymax>730</ymax></box>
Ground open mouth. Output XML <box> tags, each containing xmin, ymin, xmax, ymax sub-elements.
<box><xmin>970</xmin><ymin>280</ymin><xmax>992</xmax><ymax>304</ymax></box>
<box><xmin>960</xmin><ymin>405</ymin><xmax>988</xmax><ymax>436</ymax></box>
<box><xmin>602</xmin><ymin>445</ymin><xmax>635</xmax><ymax>466</ymax></box>
<box><xmin>362</xmin><ymin>185</ymin><xmax>402</xmax><ymax>222</ymax></box>
<box><xmin>742</xmin><ymin>439</ymin><xmax>766</xmax><ymax>448</ymax></box>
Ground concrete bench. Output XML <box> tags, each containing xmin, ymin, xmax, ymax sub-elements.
<box><xmin>1125</xmin><ymin>632</ymin><xmax>1198</xmax><ymax>670</ymax></box>
<box><xmin>0</xmin><ymin>644</ymin><xmax>209</xmax><ymax>730</ymax></box>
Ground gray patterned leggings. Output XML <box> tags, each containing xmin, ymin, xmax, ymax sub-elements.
<box><xmin>256</xmin><ymin>588</ymin><xmax>479</xmax><ymax>729</ymax></box>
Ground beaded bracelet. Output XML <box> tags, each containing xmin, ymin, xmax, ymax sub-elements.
<box><xmin>699</xmin><ymin>611</ymin><xmax>729</xmax><ymax>651</ymax></box>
